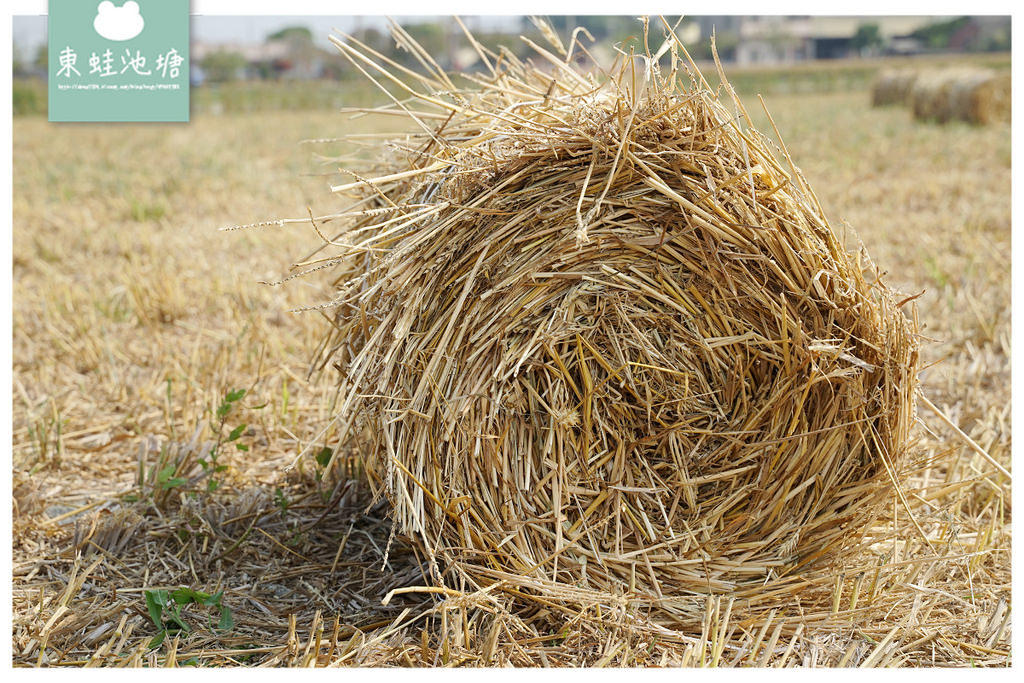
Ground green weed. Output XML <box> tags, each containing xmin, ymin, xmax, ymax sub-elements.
<box><xmin>144</xmin><ymin>586</ymin><xmax>234</xmax><ymax>648</ymax></box>
<box><xmin>202</xmin><ymin>388</ymin><xmax>249</xmax><ymax>493</ymax></box>
<box><xmin>274</xmin><ymin>487</ymin><xmax>290</xmax><ymax>514</ymax></box>
<box><xmin>25</xmin><ymin>401</ymin><xmax>66</xmax><ymax>472</ymax></box>
<box><xmin>134</xmin><ymin>386</ymin><xmax>255</xmax><ymax>505</ymax></box>
<box><xmin>129</xmin><ymin>197</ymin><xmax>167</xmax><ymax>223</ymax></box>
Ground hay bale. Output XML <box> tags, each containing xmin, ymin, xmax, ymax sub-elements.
<box><xmin>306</xmin><ymin>27</ymin><xmax>919</xmax><ymax>618</ymax></box>
<box><xmin>962</xmin><ymin>72</ymin><xmax>1011</xmax><ymax>124</ymax></box>
<box><xmin>871</xmin><ymin>68</ymin><xmax>918</xmax><ymax>107</ymax></box>
<box><xmin>911</xmin><ymin>70</ymin><xmax>961</xmax><ymax>122</ymax></box>
<box><xmin>911</xmin><ymin>68</ymin><xmax>1007</xmax><ymax>124</ymax></box>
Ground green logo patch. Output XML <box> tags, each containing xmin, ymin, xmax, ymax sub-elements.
<box><xmin>48</xmin><ymin>1</ymin><xmax>190</xmax><ymax>122</ymax></box>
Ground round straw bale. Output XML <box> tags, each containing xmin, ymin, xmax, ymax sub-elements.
<box><xmin>961</xmin><ymin>72</ymin><xmax>1011</xmax><ymax>124</ymax></box>
<box><xmin>311</xmin><ymin>32</ymin><xmax>919</xmax><ymax>615</ymax></box>
<box><xmin>911</xmin><ymin>68</ymin><xmax>1002</xmax><ymax>124</ymax></box>
<box><xmin>910</xmin><ymin>70</ymin><xmax>958</xmax><ymax>122</ymax></box>
<box><xmin>871</xmin><ymin>68</ymin><xmax>918</xmax><ymax>107</ymax></box>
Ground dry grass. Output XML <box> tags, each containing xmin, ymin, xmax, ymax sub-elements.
<box><xmin>11</xmin><ymin>33</ymin><xmax>1010</xmax><ymax>667</ymax></box>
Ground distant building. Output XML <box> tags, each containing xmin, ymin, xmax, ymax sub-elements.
<box><xmin>731</xmin><ymin>16</ymin><xmax>942</xmax><ymax>64</ymax></box>
<box><xmin>948</xmin><ymin>16</ymin><xmax>1011</xmax><ymax>51</ymax></box>
<box><xmin>687</xmin><ymin>16</ymin><xmax>997</xmax><ymax>64</ymax></box>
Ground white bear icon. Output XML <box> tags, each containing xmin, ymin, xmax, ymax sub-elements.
<box><xmin>93</xmin><ymin>1</ymin><xmax>145</xmax><ymax>42</ymax></box>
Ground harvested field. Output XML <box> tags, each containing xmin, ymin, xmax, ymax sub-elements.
<box><xmin>11</xmin><ymin>34</ymin><xmax>1011</xmax><ymax>667</ymax></box>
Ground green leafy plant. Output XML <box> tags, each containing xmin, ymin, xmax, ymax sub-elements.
<box><xmin>314</xmin><ymin>446</ymin><xmax>333</xmax><ymax>469</ymax></box>
<box><xmin>312</xmin><ymin>446</ymin><xmax>339</xmax><ymax>503</ymax></box>
<box><xmin>135</xmin><ymin>438</ymin><xmax>192</xmax><ymax>508</ymax></box>
<box><xmin>156</xmin><ymin>459</ymin><xmax>188</xmax><ymax>491</ymax></box>
<box><xmin>135</xmin><ymin>387</ymin><xmax>260</xmax><ymax>506</ymax></box>
<box><xmin>144</xmin><ymin>587</ymin><xmax>234</xmax><ymax>648</ymax></box>
<box><xmin>201</xmin><ymin>388</ymin><xmax>248</xmax><ymax>492</ymax></box>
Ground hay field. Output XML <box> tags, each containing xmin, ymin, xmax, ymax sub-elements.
<box><xmin>12</xmin><ymin>76</ymin><xmax>1010</xmax><ymax>665</ymax></box>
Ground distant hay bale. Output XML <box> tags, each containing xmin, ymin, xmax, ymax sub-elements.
<box><xmin>961</xmin><ymin>72</ymin><xmax>1011</xmax><ymax>124</ymax></box>
<box><xmin>299</xmin><ymin>26</ymin><xmax>920</xmax><ymax>620</ymax></box>
<box><xmin>871</xmin><ymin>68</ymin><xmax>918</xmax><ymax>107</ymax></box>
<box><xmin>911</xmin><ymin>68</ymin><xmax>1009</xmax><ymax>124</ymax></box>
<box><xmin>910</xmin><ymin>71</ymin><xmax>954</xmax><ymax>122</ymax></box>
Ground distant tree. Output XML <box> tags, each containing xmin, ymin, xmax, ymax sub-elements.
<box><xmin>267</xmin><ymin>26</ymin><xmax>314</xmax><ymax>44</ymax></box>
<box><xmin>34</xmin><ymin>43</ymin><xmax>47</xmax><ymax>71</ymax></box>
<box><xmin>12</xmin><ymin>43</ymin><xmax>25</xmax><ymax>75</ymax></box>
<box><xmin>852</xmin><ymin>23</ymin><xmax>883</xmax><ymax>55</ymax></box>
<box><xmin>542</xmin><ymin>16</ymin><xmax>659</xmax><ymax>46</ymax></box>
<box><xmin>403</xmin><ymin>23</ymin><xmax>445</xmax><ymax>57</ymax></box>
<box><xmin>200</xmin><ymin>51</ymin><xmax>247</xmax><ymax>82</ymax></box>
<box><xmin>691</xmin><ymin>31</ymin><xmax>738</xmax><ymax>62</ymax></box>
<box><xmin>384</xmin><ymin>22</ymin><xmax>454</xmax><ymax>68</ymax></box>
<box><xmin>911</xmin><ymin>17</ymin><xmax>970</xmax><ymax>50</ymax></box>
<box><xmin>978</xmin><ymin>26</ymin><xmax>1011</xmax><ymax>52</ymax></box>
<box><xmin>547</xmin><ymin>15</ymin><xmax>614</xmax><ymax>41</ymax></box>
<box><xmin>350</xmin><ymin>27</ymin><xmax>388</xmax><ymax>54</ymax></box>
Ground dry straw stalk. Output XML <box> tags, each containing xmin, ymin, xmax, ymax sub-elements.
<box><xmin>286</xmin><ymin>20</ymin><xmax>921</xmax><ymax>628</ymax></box>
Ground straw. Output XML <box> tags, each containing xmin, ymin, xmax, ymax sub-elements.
<box><xmin>291</xmin><ymin>22</ymin><xmax>921</xmax><ymax>627</ymax></box>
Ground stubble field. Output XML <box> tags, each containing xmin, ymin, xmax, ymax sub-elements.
<box><xmin>11</xmin><ymin>69</ymin><xmax>1011</xmax><ymax>666</ymax></box>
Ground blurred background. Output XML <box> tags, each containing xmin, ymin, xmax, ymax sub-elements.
<box><xmin>12</xmin><ymin>14</ymin><xmax>1012</xmax><ymax>114</ymax></box>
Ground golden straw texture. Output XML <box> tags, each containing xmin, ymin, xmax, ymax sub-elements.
<box><xmin>299</xmin><ymin>24</ymin><xmax>920</xmax><ymax>626</ymax></box>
